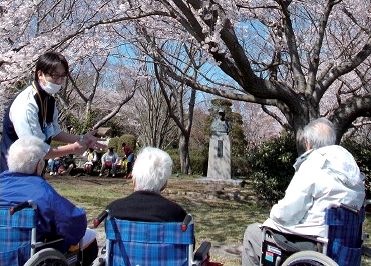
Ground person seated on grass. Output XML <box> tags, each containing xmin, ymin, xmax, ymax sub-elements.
<box><xmin>99</xmin><ymin>147</ymin><xmax>118</xmax><ymax>177</ymax></box>
<box><xmin>106</xmin><ymin>146</ymin><xmax>187</xmax><ymax>222</ymax></box>
<box><xmin>47</xmin><ymin>157</ymin><xmax>61</xmax><ymax>175</ymax></box>
<box><xmin>62</xmin><ymin>154</ymin><xmax>76</xmax><ymax>175</ymax></box>
<box><xmin>0</xmin><ymin>136</ymin><xmax>98</xmax><ymax>266</ymax></box>
<box><xmin>121</xmin><ymin>142</ymin><xmax>135</xmax><ymax>179</ymax></box>
<box><xmin>83</xmin><ymin>148</ymin><xmax>98</xmax><ymax>175</ymax></box>
<box><xmin>242</xmin><ymin>118</ymin><xmax>365</xmax><ymax>266</ymax></box>
<box><xmin>47</xmin><ymin>156</ymin><xmax>74</xmax><ymax>176</ymax></box>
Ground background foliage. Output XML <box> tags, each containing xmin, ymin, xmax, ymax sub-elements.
<box><xmin>108</xmin><ymin>134</ymin><xmax>137</xmax><ymax>157</ymax></box>
<box><xmin>247</xmin><ymin>133</ymin><xmax>297</xmax><ymax>204</ymax></box>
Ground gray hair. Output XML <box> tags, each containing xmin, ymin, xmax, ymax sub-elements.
<box><xmin>7</xmin><ymin>136</ymin><xmax>49</xmax><ymax>174</ymax></box>
<box><xmin>303</xmin><ymin>117</ymin><xmax>336</xmax><ymax>150</ymax></box>
<box><xmin>132</xmin><ymin>147</ymin><xmax>173</xmax><ymax>193</ymax></box>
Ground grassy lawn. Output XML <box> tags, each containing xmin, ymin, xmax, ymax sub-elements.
<box><xmin>48</xmin><ymin>174</ymin><xmax>371</xmax><ymax>266</ymax></box>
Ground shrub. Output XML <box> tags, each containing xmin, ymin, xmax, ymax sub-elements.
<box><xmin>166</xmin><ymin>148</ymin><xmax>208</xmax><ymax>175</ymax></box>
<box><xmin>189</xmin><ymin>148</ymin><xmax>208</xmax><ymax>175</ymax></box>
<box><xmin>231</xmin><ymin>156</ymin><xmax>251</xmax><ymax>177</ymax></box>
<box><xmin>342</xmin><ymin>138</ymin><xmax>371</xmax><ymax>198</ymax></box>
<box><xmin>108</xmin><ymin>134</ymin><xmax>136</xmax><ymax>157</ymax></box>
<box><xmin>166</xmin><ymin>149</ymin><xmax>181</xmax><ymax>174</ymax></box>
<box><xmin>247</xmin><ymin>133</ymin><xmax>297</xmax><ymax>204</ymax></box>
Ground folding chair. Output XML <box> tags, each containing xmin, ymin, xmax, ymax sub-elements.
<box><xmin>0</xmin><ymin>201</ymin><xmax>75</xmax><ymax>266</ymax></box>
<box><xmin>93</xmin><ymin>211</ymin><xmax>212</xmax><ymax>266</ymax></box>
<box><xmin>261</xmin><ymin>203</ymin><xmax>365</xmax><ymax>266</ymax></box>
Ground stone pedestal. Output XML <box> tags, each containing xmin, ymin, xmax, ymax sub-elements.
<box><xmin>207</xmin><ymin>133</ymin><xmax>231</xmax><ymax>180</ymax></box>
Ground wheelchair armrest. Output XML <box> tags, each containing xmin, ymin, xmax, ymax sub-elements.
<box><xmin>10</xmin><ymin>200</ymin><xmax>37</xmax><ymax>214</ymax></box>
<box><xmin>32</xmin><ymin>238</ymin><xmax>64</xmax><ymax>249</ymax></box>
<box><xmin>194</xmin><ymin>241</ymin><xmax>211</xmax><ymax>261</ymax></box>
<box><xmin>263</xmin><ymin>227</ymin><xmax>321</xmax><ymax>253</ymax></box>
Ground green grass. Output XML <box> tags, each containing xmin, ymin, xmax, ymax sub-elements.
<box><xmin>48</xmin><ymin>175</ymin><xmax>371</xmax><ymax>266</ymax></box>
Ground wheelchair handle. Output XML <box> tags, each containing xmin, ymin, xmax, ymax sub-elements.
<box><xmin>93</xmin><ymin>210</ymin><xmax>108</xmax><ymax>228</ymax></box>
<box><xmin>181</xmin><ymin>214</ymin><xmax>192</xmax><ymax>232</ymax></box>
<box><xmin>10</xmin><ymin>200</ymin><xmax>35</xmax><ymax>215</ymax></box>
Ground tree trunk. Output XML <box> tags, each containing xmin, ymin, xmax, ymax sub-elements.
<box><xmin>178</xmin><ymin>135</ymin><xmax>190</xmax><ymax>174</ymax></box>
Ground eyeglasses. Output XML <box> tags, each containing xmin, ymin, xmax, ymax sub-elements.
<box><xmin>47</xmin><ymin>72</ymin><xmax>67</xmax><ymax>80</ymax></box>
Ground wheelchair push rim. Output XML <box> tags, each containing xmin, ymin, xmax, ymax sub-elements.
<box><xmin>23</xmin><ymin>248</ymin><xmax>68</xmax><ymax>266</ymax></box>
<box><xmin>281</xmin><ymin>250</ymin><xmax>339</xmax><ymax>266</ymax></box>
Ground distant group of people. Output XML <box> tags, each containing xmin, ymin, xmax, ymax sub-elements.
<box><xmin>47</xmin><ymin>154</ymin><xmax>76</xmax><ymax>176</ymax></box>
<box><xmin>0</xmin><ymin>51</ymin><xmax>366</xmax><ymax>265</ymax></box>
<box><xmin>82</xmin><ymin>142</ymin><xmax>135</xmax><ymax>178</ymax></box>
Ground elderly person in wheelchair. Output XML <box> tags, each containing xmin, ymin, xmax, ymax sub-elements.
<box><xmin>92</xmin><ymin>147</ymin><xmax>214</xmax><ymax>266</ymax></box>
<box><xmin>106</xmin><ymin>146</ymin><xmax>186</xmax><ymax>222</ymax></box>
<box><xmin>242</xmin><ymin>118</ymin><xmax>365</xmax><ymax>266</ymax></box>
<box><xmin>0</xmin><ymin>136</ymin><xmax>98</xmax><ymax>265</ymax></box>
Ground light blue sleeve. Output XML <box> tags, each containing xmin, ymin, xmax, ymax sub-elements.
<box><xmin>10</xmin><ymin>87</ymin><xmax>46</xmax><ymax>141</ymax></box>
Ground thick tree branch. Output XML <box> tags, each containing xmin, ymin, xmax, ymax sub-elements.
<box><xmin>330</xmin><ymin>93</ymin><xmax>371</xmax><ymax>141</ymax></box>
<box><xmin>261</xmin><ymin>105</ymin><xmax>291</xmax><ymax>130</ymax></box>
<box><xmin>315</xmin><ymin>39</ymin><xmax>371</xmax><ymax>102</ymax></box>
<box><xmin>278</xmin><ymin>1</ymin><xmax>306</xmax><ymax>90</ymax></box>
<box><xmin>67</xmin><ymin>73</ymin><xmax>88</xmax><ymax>103</ymax></box>
<box><xmin>154</xmin><ymin>62</ymin><xmax>188</xmax><ymax>137</ymax></box>
<box><xmin>92</xmin><ymin>83</ymin><xmax>137</xmax><ymax>130</ymax></box>
<box><xmin>307</xmin><ymin>0</ymin><xmax>337</xmax><ymax>95</ymax></box>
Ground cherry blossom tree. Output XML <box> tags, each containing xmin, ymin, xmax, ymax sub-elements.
<box><xmin>0</xmin><ymin>0</ymin><xmax>145</xmax><ymax>130</ymax></box>
<box><xmin>131</xmin><ymin>74</ymin><xmax>178</xmax><ymax>149</ymax></box>
<box><xmin>2</xmin><ymin>0</ymin><xmax>370</xmax><ymax>144</ymax></box>
<box><xmin>130</xmin><ymin>0</ymin><xmax>371</xmax><ymax>142</ymax></box>
<box><xmin>153</xmin><ymin>45</ymin><xmax>199</xmax><ymax>174</ymax></box>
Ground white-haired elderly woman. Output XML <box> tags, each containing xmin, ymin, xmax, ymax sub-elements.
<box><xmin>0</xmin><ymin>136</ymin><xmax>98</xmax><ymax>266</ymax></box>
<box><xmin>107</xmin><ymin>147</ymin><xmax>187</xmax><ymax>222</ymax></box>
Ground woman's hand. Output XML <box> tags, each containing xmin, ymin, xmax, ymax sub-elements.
<box><xmin>81</xmin><ymin>130</ymin><xmax>107</xmax><ymax>150</ymax></box>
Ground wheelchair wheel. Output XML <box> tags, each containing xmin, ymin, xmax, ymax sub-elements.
<box><xmin>282</xmin><ymin>250</ymin><xmax>339</xmax><ymax>266</ymax></box>
<box><xmin>24</xmin><ymin>248</ymin><xmax>68</xmax><ymax>266</ymax></box>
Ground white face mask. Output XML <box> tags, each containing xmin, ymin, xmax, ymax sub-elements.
<box><xmin>40</xmin><ymin>76</ymin><xmax>62</xmax><ymax>95</ymax></box>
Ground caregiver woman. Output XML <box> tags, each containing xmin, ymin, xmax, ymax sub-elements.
<box><xmin>0</xmin><ymin>51</ymin><xmax>104</xmax><ymax>172</ymax></box>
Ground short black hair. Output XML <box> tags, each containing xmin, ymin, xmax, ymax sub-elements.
<box><xmin>121</xmin><ymin>142</ymin><xmax>126</xmax><ymax>147</ymax></box>
<box><xmin>34</xmin><ymin>52</ymin><xmax>69</xmax><ymax>82</ymax></box>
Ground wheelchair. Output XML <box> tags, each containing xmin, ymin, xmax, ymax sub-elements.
<box><xmin>91</xmin><ymin>210</ymin><xmax>216</xmax><ymax>266</ymax></box>
<box><xmin>260</xmin><ymin>203</ymin><xmax>366</xmax><ymax>266</ymax></box>
<box><xmin>0</xmin><ymin>201</ymin><xmax>81</xmax><ymax>266</ymax></box>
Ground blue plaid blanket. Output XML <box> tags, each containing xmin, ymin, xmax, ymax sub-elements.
<box><xmin>325</xmin><ymin>206</ymin><xmax>365</xmax><ymax>266</ymax></box>
<box><xmin>0</xmin><ymin>207</ymin><xmax>35</xmax><ymax>266</ymax></box>
<box><xmin>105</xmin><ymin>218</ymin><xmax>194</xmax><ymax>266</ymax></box>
